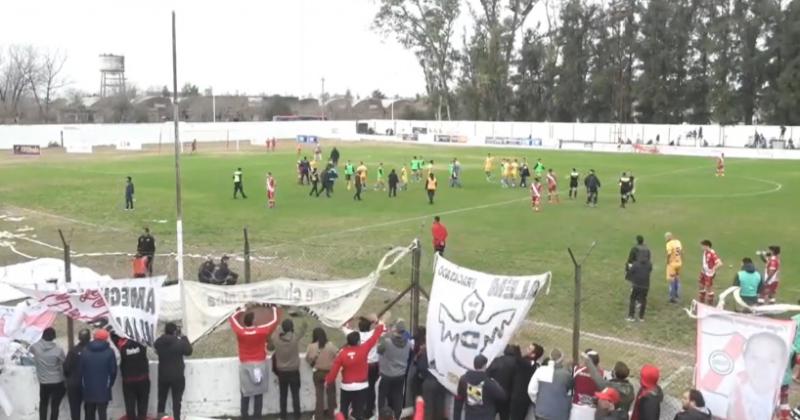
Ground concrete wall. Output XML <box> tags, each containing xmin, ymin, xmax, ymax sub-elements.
<box><xmin>0</xmin><ymin>356</ymin><xmax>317</xmax><ymax>420</ymax></box>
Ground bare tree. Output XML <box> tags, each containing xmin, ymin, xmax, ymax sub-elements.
<box><xmin>0</xmin><ymin>45</ymin><xmax>31</xmax><ymax>121</ymax></box>
<box><xmin>23</xmin><ymin>48</ymin><xmax>68</xmax><ymax>122</ymax></box>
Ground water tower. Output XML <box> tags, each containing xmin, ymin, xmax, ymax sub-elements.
<box><xmin>99</xmin><ymin>54</ymin><xmax>126</xmax><ymax>97</ymax></box>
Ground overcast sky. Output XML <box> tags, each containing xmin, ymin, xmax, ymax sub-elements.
<box><xmin>3</xmin><ymin>0</ymin><xmax>548</xmax><ymax>99</ymax></box>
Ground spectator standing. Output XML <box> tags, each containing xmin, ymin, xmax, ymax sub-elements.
<box><xmin>453</xmin><ymin>354</ymin><xmax>507</xmax><ymax>420</ymax></box>
<box><xmin>582</xmin><ymin>353</ymin><xmax>634</xmax><ymax>415</ymax></box>
<box><xmin>154</xmin><ymin>322</ymin><xmax>193</xmax><ymax>420</ymax></box>
<box><xmin>487</xmin><ymin>344</ymin><xmax>521</xmax><ymax>420</ymax></box>
<box><xmin>125</xmin><ymin>176</ymin><xmax>135</xmax><ymax>210</ymax></box>
<box><xmin>30</xmin><ymin>327</ymin><xmax>66</xmax><ymax>420</ymax></box>
<box><xmin>425</xmin><ymin>173</ymin><xmax>437</xmax><ymax>204</ymax></box>
<box><xmin>528</xmin><ymin>348</ymin><xmax>573</xmax><ymax>420</ymax></box>
<box><xmin>431</xmin><ymin>216</ymin><xmax>447</xmax><ymax>256</ymax></box>
<box><xmin>230</xmin><ymin>306</ymin><xmax>280</xmax><ymax>420</ymax></box>
<box><xmin>353</xmin><ymin>171</ymin><xmax>363</xmax><ymax>201</ymax></box>
<box><xmin>270</xmin><ymin>318</ymin><xmax>307</xmax><ymax>420</ymax></box>
<box><xmin>341</xmin><ymin>315</ymin><xmax>383</xmax><ymax>419</ymax></box>
<box><xmin>63</xmin><ymin>329</ymin><xmax>91</xmax><ymax>420</ymax></box>
<box><xmin>136</xmin><ymin>227</ymin><xmax>156</xmax><ymax>276</ymax></box>
<box><xmin>571</xmin><ymin>350</ymin><xmax>604</xmax><ymax>420</ymax></box>
<box><xmin>306</xmin><ymin>327</ymin><xmax>339</xmax><ymax>420</ymax></box>
<box><xmin>674</xmin><ymin>389</ymin><xmax>712</xmax><ymax>420</ymax></box>
<box><xmin>326</xmin><ymin>318</ymin><xmax>387</xmax><ymax>420</ymax></box>
<box><xmin>377</xmin><ymin>319</ymin><xmax>411</xmax><ymax>419</ymax></box>
<box><xmin>79</xmin><ymin>329</ymin><xmax>117</xmax><ymax>420</ymax></box>
<box><xmin>626</xmin><ymin>235</ymin><xmax>652</xmax><ymax>322</ymax></box>
<box><xmin>388</xmin><ymin>169</ymin><xmax>399</xmax><ymax>197</ymax></box>
<box><xmin>594</xmin><ymin>387</ymin><xmax>628</xmax><ymax>420</ymax></box>
<box><xmin>112</xmin><ymin>332</ymin><xmax>150</xmax><ymax>420</ymax></box>
<box><xmin>330</xmin><ymin>147</ymin><xmax>340</xmax><ymax>166</ymax></box>
<box><xmin>509</xmin><ymin>343</ymin><xmax>544</xmax><ymax>420</ymax></box>
<box><xmin>631</xmin><ymin>364</ymin><xmax>663</xmax><ymax>420</ymax></box>
<box><xmin>734</xmin><ymin>257</ymin><xmax>763</xmax><ymax>307</ymax></box>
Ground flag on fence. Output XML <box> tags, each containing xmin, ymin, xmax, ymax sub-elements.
<box><xmin>695</xmin><ymin>303</ymin><xmax>795</xmax><ymax>420</ymax></box>
<box><xmin>0</xmin><ymin>301</ymin><xmax>56</xmax><ymax>343</ymax></box>
<box><xmin>426</xmin><ymin>255</ymin><xmax>551</xmax><ymax>394</ymax></box>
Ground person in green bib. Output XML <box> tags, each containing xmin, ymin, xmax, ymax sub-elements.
<box><xmin>533</xmin><ymin>158</ymin><xmax>545</xmax><ymax>177</ymax></box>
<box><xmin>344</xmin><ymin>160</ymin><xmax>355</xmax><ymax>191</ymax></box>
<box><xmin>733</xmin><ymin>257</ymin><xmax>763</xmax><ymax>307</ymax></box>
<box><xmin>375</xmin><ymin>163</ymin><xmax>386</xmax><ymax>191</ymax></box>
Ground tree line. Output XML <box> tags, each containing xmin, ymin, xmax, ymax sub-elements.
<box><xmin>375</xmin><ymin>0</ymin><xmax>800</xmax><ymax>125</ymax></box>
<box><xmin>0</xmin><ymin>45</ymin><xmax>68</xmax><ymax>123</ymax></box>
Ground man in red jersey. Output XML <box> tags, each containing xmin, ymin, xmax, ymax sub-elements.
<box><xmin>431</xmin><ymin>216</ymin><xmax>448</xmax><ymax>256</ymax></box>
<box><xmin>230</xmin><ymin>304</ymin><xmax>281</xmax><ymax>420</ymax></box>
<box><xmin>326</xmin><ymin>313</ymin><xmax>389</xmax><ymax>420</ymax></box>
<box><xmin>546</xmin><ymin>169</ymin><xmax>560</xmax><ymax>204</ymax></box>
<box><xmin>758</xmin><ymin>245</ymin><xmax>781</xmax><ymax>304</ymax></box>
<box><xmin>699</xmin><ymin>240</ymin><xmax>723</xmax><ymax>305</ymax></box>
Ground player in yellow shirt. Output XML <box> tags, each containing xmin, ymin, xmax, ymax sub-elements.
<box><xmin>502</xmin><ymin>159</ymin><xmax>513</xmax><ymax>188</ymax></box>
<box><xmin>357</xmin><ymin>162</ymin><xmax>368</xmax><ymax>189</ymax></box>
<box><xmin>510</xmin><ymin>159</ymin><xmax>520</xmax><ymax>187</ymax></box>
<box><xmin>665</xmin><ymin>232</ymin><xmax>683</xmax><ymax>303</ymax></box>
<box><xmin>400</xmin><ymin>166</ymin><xmax>409</xmax><ymax>191</ymax></box>
<box><xmin>484</xmin><ymin>153</ymin><xmax>495</xmax><ymax>182</ymax></box>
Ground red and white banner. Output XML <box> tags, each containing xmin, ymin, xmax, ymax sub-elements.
<box><xmin>16</xmin><ymin>288</ymin><xmax>111</xmax><ymax>322</ymax></box>
<box><xmin>696</xmin><ymin>303</ymin><xmax>795</xmax><ymax>420</ymax></box>
<box><xmin>0</xmin><ymin>302</ymin><xmax>56</xmax><ymax>343</ymax></box>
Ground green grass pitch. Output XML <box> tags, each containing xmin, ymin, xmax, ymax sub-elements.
<box><xmin>1</xmin><ymin>141</ymin><xmax>798</xmax><ymax>353</ymax></box>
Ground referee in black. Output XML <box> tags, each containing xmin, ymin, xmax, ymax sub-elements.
<box><xmin>584</xmin><ymin>169</ymin><xmax>600</xmax><ymax>207</ymax></box>
<box><xmin>233</xmin><ymin>167</ymin><xmax>247</xmax><ymax>199</ymax></box>
<box><xmin>619</xmin><ymin>172</ymin><xmax>633</xmax><ymax>208</ymax></box>
<box><xmin>568</xmin><ymin>168</ymin><xmax>580</xmax><ymax>199</ymax></box>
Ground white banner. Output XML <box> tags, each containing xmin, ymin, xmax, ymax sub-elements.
<box><xmin>0</xmin><ymin>301</ymin><xmax>56</xmax><ymax>343</ymax></box>
<box><xmin>180</xmin><ymin>246</ymin><xmax>411</xmax><ymax>343</ymax></box>
<box><xmin>13</xmin><ymin>277</ymin><xmax>164</xmax><ymax>347</ymax></box>
<box><xmin>426</xmin><ymin>255</ymin><xmax>551</xmax><ymax>394</ymax></box>
<box><xmin>695</xmin><ymin>303</ymin><xmax>795</xmax><ymax>420</ymax></box>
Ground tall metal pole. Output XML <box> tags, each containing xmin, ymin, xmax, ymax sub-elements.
<box><xmin>410</xmin><ymin>239</ymin><xmax>421</xmax><ymax>334</ymax></box>
<box><xmin>171</xmin><ymin>11</ymin><xmax>187</xmax><ymax>327</ymax></box>
<box><xmin>568</xmin><ymin>242</ymin><xmax>596</xmax><ymax>366</ymax></box>
<box><xmin>243</xmin><ymin>227</ymin><xmax>251</xmax><ymax>284</ymax></box>
<box><xmin>212</xmin><ymin>89</ymin><xmax>216</xmax><ymax>123</ymax></box>
<box><xmin>58</xmin><ymin>230</ymin><xmax>74</xmax><ymax>350</ymax></box>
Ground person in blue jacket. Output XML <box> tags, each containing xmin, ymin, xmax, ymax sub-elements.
<box><xmin>79</xmin><ymin>329</ymin><xmax>117</xmax><ymax>420</ymax></box>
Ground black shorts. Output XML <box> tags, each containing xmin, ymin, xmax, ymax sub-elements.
<box><xmin>345</xmin><ymin>174</ymin><xmax>352</xmax><ymax>181</ymax></box>
<box><xmin>570</xmin><ymin>182</ymin><xmax>578</xmax><ymax>188</ymax></box>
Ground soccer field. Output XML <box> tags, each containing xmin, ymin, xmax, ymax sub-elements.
<box><xmin>1</xmin><ymin>141</ymin><xmax>798</xmax><ymax>366</ymax></box>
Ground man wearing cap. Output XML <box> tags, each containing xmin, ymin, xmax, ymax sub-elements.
<box><xmin>595</xmin><ymin>387</ymin><xmax>628</xmax><ymax>420</ymax></box>
<box><xmin>377</xmin><ymin>319</ymin><xmax>411</xmax><ymax>419</ymax></box>
<box><xmin>453</xmin><ymin>354</ymin><xmax>507</xmax><ymax>420</ymax></box>
<box><xmin>79</xmin><ymin>329</ymin><xmax>117</xmax><ymax>420</ymax></box>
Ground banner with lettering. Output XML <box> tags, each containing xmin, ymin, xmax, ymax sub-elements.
<box><xmin>426</xmin><ymin>255</ymin><xmax>551</xmax><ymax>394</ymax></box>
<box><xmin>12</xmin><ymin>277</ymin><xmax>164</xmax><ymax>347</ymax></box>
<box><xmin>695</xmin><ymin>303</ymin><xmax>795</xmax><ymax>420</ymax></box>
<box><xmin>175</xmin><ymin>246</ymin><xmax>410</xmax><ymax>343</ymax></box>
<box><xmin>0</xmin><ymin>302</ymin><xmax>57</xmax><ymax>343</ymax></box>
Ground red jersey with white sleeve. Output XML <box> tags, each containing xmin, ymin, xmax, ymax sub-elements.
<box><xmin>572</xmin><ymin>365</ymin><xmax>605</xmax><ymax>405</ymax></box>
<box><xmin>717</xmin><ymin>156</ymin><xmax>724</xmax><ymax>169</ymax></box>
<box><xmin>325</xmin><ymin>323</ymin><xmax>386</xmax><ymax>391</ymax></box>
<box><xmin>546</xmin><ymin>173</ymin><xmax>557</xmax><ymax>191</ymax></box>
<box><xmin>531</xmin><ymin>182</ymin><xmax>542</xmax><ymax>198</ymax></box>
<box><xmin>701</xmin><ymin>249</ymin><xmax>721</xmax><ymax>277</ymax></box>
<box><xmin>765</xmin><ymin>256</ymin><xmax>780</xmax><ymax>285</ymax></box>
<box><xmin>267</xmin><ymin>176</ymin><xmax>276</xmax><ymax>198</ymax></box>
<box><xmin>229</xmin><ymin>307</ymin><xmax>280</xmax><ymax>363</ymax></box>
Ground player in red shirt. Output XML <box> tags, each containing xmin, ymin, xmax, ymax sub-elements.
<box><xmin>758</xmin><ymin>245</ymin><xmax>781</xmax><ymax>303</ymax></box>
<box><xmin>326</xmin><ymin>316</ymin><xmax>387</xmax><ymax>420</ymax></box>
<box><xmin>530</xmin><ymin>178</ymin><xmax>542</xmax><ymax>212</ymax></box>
<box><xmin>716</xmin><ymin>153</ymin><xmax>725</xmax><ymax>177</ymax></box>
<box><xmin>431</xmin><ymin>216</ymin><xmax>448</xmax><ymax>256</ymax></box>
<box><xmin>229</xmin><ymin>305</ymin><xmax>281</xmax><ymax>419</ymax></box>
<box><xmin>546</xmin><ymin>169</ymin><xmax>560</xmax><ymax>204</ymax></box>
<box><xmin>699</xmin><ymin>240</ymin><xmax>723</xmax><ymax>305</ymax></box>
<box><xmin>266</xmin><ymin>172</ymin><xmax>276</xmax><ymax>209</ymax></box>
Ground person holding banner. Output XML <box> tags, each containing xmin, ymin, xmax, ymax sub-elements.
<box><xmin>453</xmin><ymin>354</ymin><xmax>507</xmax><ymax>420</ymax></box>
<box><xmin>377</xmin><ymin>319</ymin><xmax>411</xmax><ymax>420</ymax></box>
<box><xmin>154</xmin><ymin>322</ymin><xmax>193</xmax><ymax>420</ymax></box>
<box><xmin>229</xmin><ymin>305</ymin><xmax>281</xmax><ymax>420</ymax></box>
<box><xmin>30</xmin><ymin>327</ymin><xmax>66</xmax><ymax>420</ymax></box>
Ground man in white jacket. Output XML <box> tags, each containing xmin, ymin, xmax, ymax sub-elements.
<box><xmin>528</xmin><ymin>349</ymin><xmax>573</xmax><ymax>420</ymax></box>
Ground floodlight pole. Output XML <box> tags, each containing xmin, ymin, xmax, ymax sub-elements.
<box><xmin>172</xmin><ymin>11</ymin><xmax>187</xmax><ymax>327</ymax></box>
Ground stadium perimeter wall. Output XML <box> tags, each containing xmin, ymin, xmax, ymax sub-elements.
<box><xmin>0</xmin><ymin>356</ymin><xmax>317</xmax><ymax>420</ymax></box>
<box><xmin>0</xmin><ymin>120</ymin><xmax>798</xmax><ymax>159</ymax></box>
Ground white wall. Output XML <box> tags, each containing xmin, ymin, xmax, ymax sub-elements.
<box><xmin>0</xmin><ymin>356</ymin><xmax>317</xmax><ymax>420</ymax></box>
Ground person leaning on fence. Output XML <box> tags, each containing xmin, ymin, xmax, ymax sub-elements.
<box><xmin>63</xmin><ymin>328</ymin><xmax>91</xmax><ymax>420</ymax></box>
<box><xmin>307</xmin><ymin>327</ymin><xmax>339</xmax><ymax>420</ymax></box>
<box><xmin>111</xmin><ymin>331</ymin><xmax>150</xmax><ymax>420</ymax></box>
<box><xmin>674</xmin><ymin>389</ymin><xmax>711</xmax><ymax>420</ymax></box>
<box><xmin>154</xmin><ymin>322</ymin><xmax>193</xmax><ymax>420</ymax></box>
<box><xmin>229</xmin><ymin>304</ymin><xmax>280</xmax><ymax>420</ymax></box>
<box><xmin>487</xmin><ymin>344</ymin><xmax>521</xmax><ymax>420</ymax></box>
<box><xmin>528</xmin><ymin>348</ymin><xmax>573</xmax><ymax>420</ymax></box>
<box><xmin>269</xmin><ymin>317</ymin><xmax>307</xmax><ymax>420</ymax></box>
<box><xmin>80</xmin><ymin>329</ymin><xmax>117</xmax><ymax>420</ymax></box>
<box><xmin>509</xmin><ymin>343</ymin><xmax>544</xmax><ymax>420</ymax></box>
<box><xmin>630</xmin><ymin>364</ymin><xmax>662</xmax><ymax>420</ymax></box>
<box><xmin>30</xmin><ymin>327</ymin><xmax>66</xmax><ymax>420</ymax></box>
<box><xmin>626</xmin><ymin>235</ymin><xmax>652</xmax><ymax>322</ymax></box>
<box><xmin>377</xmin><ymin>319</ymin><xmax>411</xmax><ymax>420</ymax></box>
<box><xmin>581</xmin><ymin>353</ymin><xmax>634</xmax><ymax>415</ymax></box>
<box><xmin>453</xmin><ymin>354</ymin><xmax>507</xmax><ymax>420</ymax></box>
<box><xmin>734</xmin><ymin>257</ymin><xmax>763</xmax><ymax>307</ymax></box>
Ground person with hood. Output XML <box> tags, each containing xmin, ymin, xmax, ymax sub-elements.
<box><xmin>229</xmin><ymin>305</ymin><xmax>280</xmax><ymax>420</ymax></box>
<box><xmin>488</xmin><ymin>344</ymin><xmax>521</xmax><ymax>420</ymax></box>
<box><xmin>154</xmin><ymin>322</ymin><xmax>193</xmax><ymax>420</ymax></box>
<box><xmin>79</xmin><ymin>329</ymin><xmax>117</xmax><ymax>420</ymax></box>
<box><xmin>509</xmin><ymin>343</ymin><xmax>544</xmax><ymax>420</ymax></box>
<box><xmin>626</xmin><ymin>235</ymin><xmax>653</xmax><ymax>321</ymax></box>
<box><xmin>734</xmin><ymin>257</ymin><xmax>763</xmax><ymax>307</ymax></box>
<box><xmin>377</xmin><ymin>319</ymin><xmax>411</xmax><ymax>419</ymax></box>
<box><xmin>326</xmin><ymin>316</ymin><xmax>388</xmax><ymax>420</ymax></box>
<box><xmin>453</xmin><ymin>354</ymin><xmax>507</xmax><ymax>420</ymax></box>
<box><xmin>270</xmin><ymin>317</ymin><xmax>307</xmax><ymax>420</ymax></box>
<box><xmin>112</xmin><ymin>331</ymin><xmax>150</xmax><ymax>420</ymax></box>
<box><xmin>674</xmin><ymin>389</ymin><xmax>711</xmax><ymax>420</ymax></box>
<box><xmin>582</xmin><ymin>353</ymin><xmax>634</xmax><ymax>415</ymax></box>
<box><xmin>64</xmin><ymin>328</ymin><xmax>91</xmax><ymax>420</ymax></box>
<box><xmin>307</xmin><ymin>327</ymin><xmax>339</xmax><ymax>420</ymax></box>
<box><xmin>30</xmin><ymin>327</ymin><xmax>66</xmax><ymax>420</ymax></box>
<box><xmin>594</xmin><ymin>387</ymin><xmax>628</xmax><ymax>420</ymax></box>
<box><xmin>631</xmin><ymin>364</ymin><xmax>663</xmax><ymax>420</ymax></box>
<box><xmin>528</xmin><ymin>348</ymin><xmax>573</xmax><ymax>420</ymax></box>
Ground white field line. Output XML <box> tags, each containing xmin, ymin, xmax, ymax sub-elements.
<box><xmin>660</xmin><ymin>365</ymin><xmax>694</xmax><ymax>390</ymax></box>
<box><xmin>2</xmin><ymin>205</ymin><xmax>124</xmax><ymax>232</ymax></box>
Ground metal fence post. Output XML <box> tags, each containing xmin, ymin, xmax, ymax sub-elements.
<box><xmin>243</xmin><ymin>227</ymin><xmax>251</xmax><ymax>284</ymax></box>
<box><xmin>568</xmin><ymin>242</ymin><xmax>596</xmax><ymax>364</ymax></box>
<box><xmin>410</xmin><ymin>239</ymin><xmax>421</xmax><ymax>334</ymax></box>
<box><xmin>58</xmin><ymin>229</ymin><xmax>75</xmax><ymax>350</ymax></box>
